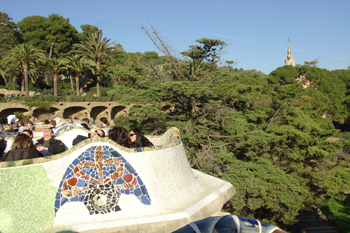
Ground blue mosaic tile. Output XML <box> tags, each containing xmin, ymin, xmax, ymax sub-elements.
<box><xmin>134</xmin><ymin>188</ymin><xmax>141</xmax><ymax>196</ymax></box>
<box><xmin>141</xmin><ymin>196</ymin><xmax>151</xmax><ymax>205</ymax></box>
<box><xmin>61</xmin><ymin>197</ymin><xmax>69</xmax><ymax>206</ymax></box>
<box><xmin>65</xmin><ymin>174</ymin><xmax>73</xmax><ymax>179</ymax></box>
<box><xmin>111</xmin><ymin>151</ymin><xmax>121</xmax><ymax>157</ymax></box>
<box><xmin>137</xmin><ymin>177</ymin><xmax>143</xmax><ymax>185</ymax></box>
<box><xmin>78</xmin><ymin>195</ymin><xmax>85</xmax><ymax>202</ymax></box>
<box><xmin>124</xmin><ymin>162</ymin><xmax>135</xmax><ymax>173</ymax></box>
<box><xmin>125</xmin><ymin>189</ymin><xmax>130</xmax><ymax>195</ymax></box>
<box><xmin>63</xmin><ymin>167</ymin><xmax>72</xmax><ymax>177</ymax></box>
<box><xmin>135</xmin><ymin>148</ymin><xmax>143</xmax><ymax>152</ymax></box>
<box><xmin>140</xmin><ymin>185</ymin><xmax>148</xmax><ymax>195</ymax></box>
<box><xmin>55</xmin><ymin>200</ymin><xmax>61</xmax><ymax>209</ymax></box>
<box><xmin>70</xmin><ymin>196</ymin><xmax>79</xmax><ymax>202</ymax></box>
<box><xmin>77</xmin><ymin>179</ymin><xmax>86</xmax><ymax>187</ymax></box>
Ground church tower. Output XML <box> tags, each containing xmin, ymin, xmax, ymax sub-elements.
<box><xmin>285</xmin><ymin>41</ymin><xmax>295</xmax><ymax>66</ymax></box>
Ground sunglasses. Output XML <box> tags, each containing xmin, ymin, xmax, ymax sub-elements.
<box><xmin>130</xmin><ymin>133</ymin><xmax>136</xmax><ymax>137</ymax></box>
<box><xmin>95</xmin><ymin>130</ymin><xmax>101</xmax><ymax>137</ymax></box>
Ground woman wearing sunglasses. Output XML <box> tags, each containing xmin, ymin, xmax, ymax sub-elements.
<box><xmin>129</xmin><ymin>128</ymin><xmax>154</xmax><ymax>148</ymax></box>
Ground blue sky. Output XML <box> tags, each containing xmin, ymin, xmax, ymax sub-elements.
<box><xmin>1</xmin><ymin>0</ymin><xmax>349</xmax><ymax>74</ymax></box>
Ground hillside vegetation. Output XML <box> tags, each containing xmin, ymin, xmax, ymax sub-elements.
<box><xmin>1</xmin><ymin>11</ymin><xmax>350</xmax><ymax>231</ymax></box>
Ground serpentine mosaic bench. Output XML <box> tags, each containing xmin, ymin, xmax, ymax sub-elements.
<box><xmin>0</xmin><ymin>127</ymin><xmax>235</xmax><ymax>233</ymax></box>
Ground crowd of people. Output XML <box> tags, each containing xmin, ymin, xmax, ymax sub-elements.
<box><xmin>0</xmin><ymin>115</ymin><xmax>154</xmax><ymax>162</ymax></box>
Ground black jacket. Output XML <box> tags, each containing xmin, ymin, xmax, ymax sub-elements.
<box><xmin>0</xmin><ymin>148</ymin><xmax>43</xmax><ymax>161</ymax></box>
<box><xmin>130</xmin><ymin>137</ymin><xmax>154</xmax><ymax>148</ymax></box>
<box><xmin>72</xmin><ymin>135</ymin><xmax>89</xmax><ymax>146</ymax></box>
<box><xmin>35</xmin><ymin>137</ymin><xmax>66</xmax><ymax>155</ymax></box>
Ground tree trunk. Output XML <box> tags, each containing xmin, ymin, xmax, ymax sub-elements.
<box><xmin>53</xmin><ymin>73</ymin><xmax>58</xmax><ymax>96</ymax></box>
<box><xmin>75</xmin><ymin>74</ymin><xmax>79</xmax><ymax>96</ymax></box>
<box><xmin>23</xmin><ymin>62</ymin><xmax>29</xmax><ymax>96</ymax></box>
<box><xmin>49</xmin><ymin>42</ymin><xmax>54</xmax><ymax>60</ymax></box>
<box><xmin>21</xmin><ymin>79</ymin><xmax>24</xmax><ymax>91</ymax></box>
<box><xmin>69</xmin><ymin>72</ymin><xmax>74</xmax><ymax>91</ymax></box>
<box><xmin>96</xmin><ymin>60</ymin><xmax>101</xmax><ymax>97</ymax></box>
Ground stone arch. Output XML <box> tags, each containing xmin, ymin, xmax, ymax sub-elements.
<box><xmin>0</xmin><ymin>108</ymin><xmax>29</xmax><ymax>118</ymax></box>
<box><xmin>90</xmin><ymin>106</ymin><xmax>109</xmax><ymax>121</ymax></box>
<box><xmin>111</xmin><ymin>106</ymin><xmax>128</xmax><ymax>119</ymax></box>
<box><xmin>63</xmin><ymin>106</ymin><xmax>88</xmax><ymax>119</ymax></box>
<box><xmin>33</xmin><ymin>107</ymin><xmax>60</xmax><ymax>119</ymax></box>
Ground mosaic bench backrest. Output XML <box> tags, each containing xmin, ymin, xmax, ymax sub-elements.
<box><xmin>0</xmin><ymin>127</ymin><xmax>186</xmax><ymax>233</ymax></box>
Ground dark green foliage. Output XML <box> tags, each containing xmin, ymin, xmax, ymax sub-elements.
<box><xmin>0</xmin><ymin>12</ymin><xmax>18</xmax><ymax>60</ymax></box>
<box><xmin>16</xmin><ymin>14</ymin><xmax>80</xmax><ymax>56</ymax></box>
<box><xmin>221</xmin><ymin>157</ymin><xmax>306</xmax><ymax>225</ymax></box>
<box><xmin>128</xmin><ymin>104</ymin><xmax>167</xmax><ymax>133</ymax></box>
<box><xmin>269</xmin><ymin>65</ymin><xmax>298</xmax><ymax>85</ymax></box>
<box><xmin>323</xmin><ymin>194</ymin><xmax>350</xmax><ymax>233</ymax></box>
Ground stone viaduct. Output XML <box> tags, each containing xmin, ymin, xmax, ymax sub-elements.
<box><xmin>0</xmin><ymin>101</ymin><xmax>133</xmax><ymax>122</ymax></box>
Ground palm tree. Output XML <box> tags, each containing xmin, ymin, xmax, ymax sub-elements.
<box><xmin>65</xmin><ymin>55</ymin><xmax>95</xmax><ymax>96</ymax></box>
<box><xmin>0</xmin><ymin>60</ymin><xmax>8</xmax><ymax>84</ymax></box>
<box><xmin>3</xmin><ymin>59</ymin><xmax>39</xmax><ymax>91</ymax></box>
<box><xmin>73</xmin><ymin>32</ymin><xmax>115</xmax><ymax>97</ymax></box>
<box><xmin>45</xmin><ymin>58</ymin><xmax>66</xmax><ymax>96</ymax></box>
<box><xmin>5</xmin><ymin>44</ymin><xmax>45</xmax><ymax>96</ymax></box>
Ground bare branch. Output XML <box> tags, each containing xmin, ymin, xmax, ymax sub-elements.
<box><xmin>140</xmin><ymin>22</ymin><xmax>186</xmax><ymax>80</ymax></box>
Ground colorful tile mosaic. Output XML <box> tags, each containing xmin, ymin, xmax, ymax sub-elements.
<box><xmin>54</xmin><ymin>145</ymin><xmax>151</xmax><ymax>215</ymax></box>
<box><xmin>0</xmin><ymin>127</ymin><xmax>182</xmax><ymax>169</ymax></box>
<box><xmin>53</xmin><ymin>124</ymin><xmax>74</xmax><ymax>137</ymax></box>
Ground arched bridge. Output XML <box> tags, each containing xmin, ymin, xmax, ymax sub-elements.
<box><xmin>0</xmin><ymin>102</ymin><xmax>133</xmax><ymax>122</ymax></box>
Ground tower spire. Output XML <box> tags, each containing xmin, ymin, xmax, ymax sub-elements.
<box><xmin>285</xmin><ymin>39</ymin><xmax>295</xmax><ymax>66</ymax></box>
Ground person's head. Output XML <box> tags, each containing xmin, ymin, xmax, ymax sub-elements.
<box><xmin>108</xmin><ymin>126</ymin><xmax>130</xmax><ymax>147</ymax></box>
<box><xmin>44</xmin><ymin>119</ymin><xmax>50</xmax><ymax>124</ymax></box>
<box><xmin>100</xmin><ymin>117</ymin><xmax>108</xmax><ymax>125</ymax></box>
<box><xmin>82</xmin><ymin>118</ymin><xmax>90</xmax><ymax>125</ymax></box>
<box><xmin>67</xmin><ymin>117</ymin><xmax>73</xmax><ymax>123</ymax></box>
<box><xmin>49</xmin><ymin>119</ymin><xmax>56</xmax><ymax>127</ymax></box>
<box><xmin>17</xmin><ymin>120</ymin><xmax>24</xmax><ymax>127</ymax></box>
<box><xmin>22</xmin><ymin>129</ymin><xmax>33</xmax><ymax>138</ymax></box>
<box><xmin>43</xmin><ymin>128</ymin><xmax>53</xmax><ymax>139</ymax></box>
<box><xmin>129</xmin><ymin>128</ymin><xmax>145</xmax><ymax>147</ymax></box>
<box><xmin>89</xmin><ymin>129</ymin><xmax>105</xmax><ymax>138</ymax></box>
<box><xmin>27</xmin><ymin>121</ymin><xmax>34</xmax><ymax>130</ymax></box>
<box><xmin>11</xmin><ymin>134</ymin><xmax>35</xmax><ymax>150</ymax></box>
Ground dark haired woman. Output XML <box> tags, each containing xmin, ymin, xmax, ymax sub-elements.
<box><xmin>108</xmin><ymin>126</ymin><xmax>131</xmax><ymax>148</ymax></box>
<box><xmin>0</xmin><ymin>134</ymin><xmax>43</xmax><ymax>161</ymax></box>
<box><xmin>129</xmin><ymin>128</ymin><xmax>154</xmax><ymax>148</ymax></box>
